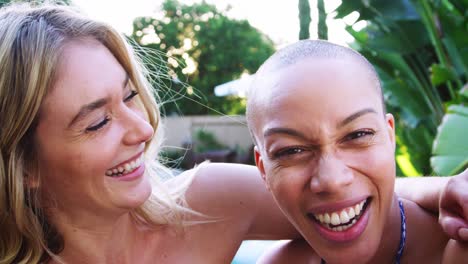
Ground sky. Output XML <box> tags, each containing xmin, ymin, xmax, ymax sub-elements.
<box><xmin>72</xmin><ymin>0</ymin><xmax>359</xmax><ymax>47</ymax></box>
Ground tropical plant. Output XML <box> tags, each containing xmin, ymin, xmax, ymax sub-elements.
<box><xmin>317</xmin><ymin>0</ymin><xmax>328</xmax><ymax>40</ymax></box>
<box><xmin>130</xmin><ymin>0</ymin><xmax>275</xmax><ymax>116</ymax></box>
<box><xmin>0</xmin><ymin>0</ymin><xmax>70</xmax><ymax>8</ymax></box>
<box><xmin>299</xmin><ymin>0</ymin><xmax>312</xmax><ymax>39</ymax></box>
<box><xmin>334</xmin><ymin>0</ymin><xmax>467</xmax><ymax>176</ymax></box>
<box><xmin>298</xmin><ymin>0</ymin><xmax>328</xmax><ymax>40</ymax></box>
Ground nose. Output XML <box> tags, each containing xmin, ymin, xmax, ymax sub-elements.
<box><xmin>122</xmin><ymin>108</ymin><xmax>154</xmax><ymax>146</ymax></box>
<box><xmin>309</xmin><ymin>152</ymin><xmax>354</xmax><ymax>195</ymax></box>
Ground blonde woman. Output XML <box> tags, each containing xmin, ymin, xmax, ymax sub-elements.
<box><xmin>0</xmin><ymin>4</ymin><xmax>465</xmax><ymax>264</ymax></box>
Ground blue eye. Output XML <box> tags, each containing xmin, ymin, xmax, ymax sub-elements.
<box><xmin>86</xmin><ymin>117</ymin><xmax>110</xmax><ymax>132</ymax></box>
<box><xmin>124</xmin><ymin>90</ymin><xmax>139</xmax><ymax>102</ymax></box>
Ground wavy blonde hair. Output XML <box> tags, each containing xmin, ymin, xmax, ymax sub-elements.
<box><xmin>0</xmin><ymin>3</ymin><xmax>196</xmax><ymax>263</ymax></box>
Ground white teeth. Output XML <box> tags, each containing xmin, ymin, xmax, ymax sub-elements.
<box><xmin>105</xmin><ymin>155</ymin><xmax>144</xmax><ymax>177</ymax></box>
<box><xmin>340</xmin><ymin>210</ymin><xmax>350</xmax><ymax>223</ymax></box>
<box><xmin>348</xmin><ymin>207</ymin><xmax>356</xmax><ymax>218</ymax></box>
<box><xmin>324</xmin><ymin>213</ymin><xmax>331</xmax><ymax>224</ymax></box>
<box><xmin>355</xmin><ymin>204</ymin><xmax>361</xmax><ymax>215</ymax></box>
<box><xmin>312</xmin><ymin>199</ymin><xmax>368</xmax><ymax>231</ymax></box>
<box><xmin>318</xmin><ymin>214</ymin><xmax>324</xmax><ymax>223</ymax></box>
<box><xmin>331</xmin><ymin>213</ymin><xmax>340</xmax><ymax>225</ymax></box>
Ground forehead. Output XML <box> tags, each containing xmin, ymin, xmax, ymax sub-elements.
<box><xmin>40</xmin><ymin>39</ymin><xmax>126</xmax><ymax>120</ymax></box>
<box><xmin>268</xmin><ymin>57</ymin><xmax>379</xmax><ymax>101</ymax></box>
<box><xmin>253</xmin><ymin>58</ymin><xmax>382</xmax><ymax>136</ymax></box>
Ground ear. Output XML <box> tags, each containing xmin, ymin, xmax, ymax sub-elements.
<box><xmin>254</xmin><ymin>146</ymin><xmax>269</xmax><ymax>189</ymax></box>
<box><xmin>385</xmin><ymin>113</ymin><xmax>396</xmax><ymax>150</ymax></box>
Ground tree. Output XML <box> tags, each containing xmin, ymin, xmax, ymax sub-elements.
<box><xmin>298</xmin><ymin>0</ymin><xmax>328</xmax><ymax>40</ymax></box>
<box><xmin>130</xmin><ymin>0</ymin><xmax>275</xmax><ymax>116</ymax></box>
<box><xmin>335</xmin><ymin>0</ymin><xmax>467</xmax><ymax>176</ymax></box>
<box><xmin>0</xmin><ymin>0</ymin><xmax>70</xmax><ymax>8</ymax></box>
<box><xmin>298</xmin><ymin>0</ymin><xmax>311</xmax><ymax>40</ymax></box>
<box><xmin>317</xmin><ymin>0</ymin><xmax>328</xmax><ymax>40</ymax></box>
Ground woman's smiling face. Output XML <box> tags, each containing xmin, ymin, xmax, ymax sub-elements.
<box><xmin>254</xmin><ymin>58</ymin><xmax>396</xmax><ymax>263</ymax></box>
<box><xmin>34</xmin><ymin>39</ymin><xmax>154</xmax><ymax>220</ymax></box>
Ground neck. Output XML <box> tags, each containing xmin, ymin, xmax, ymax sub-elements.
<box><xmin>369</xmin><ymin>195</ymin><xmax>403</xmax><ymax>263</ymax></box>
<box><xmin>48</xmin><ymin>211</ymin><xmax>141</xmax><ymax>263</ymax></box>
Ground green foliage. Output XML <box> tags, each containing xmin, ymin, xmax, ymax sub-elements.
<box><xmin>0</xmin><ymin>0</ymin><xmax>70</xmax><ymax>7</ymax></box>
<box><xmin>431</xmin><ymin>104</ymin><xmax>468</xmax><ymax>175</ymax></box>
<box><xmin>335</xmin><ymin>0</ymin><xmax>467</xmax><ymax>175</ymax></box>
<box><xmin>299</xmin><ymin>0</ymin><xmax>328</xmax><ymax>40</ymax></box>
<box><xmin>317</xmin><ymin>0</ymin><xmax>328</xmax><ymax>40</ymax></box>
<box><xmin>130</xmin><ymin>0</ymin><xmax>275</xmax><ymax>116</ymax></box>
<box><xmin>299</xmin><ymin>0</ymin><xmax>311</xmax><ymax>40</ymax></box>
<box><xmin>193</xmin><ymin>129</ymin><xmax>227</xmax><ymax>152</ymax></box>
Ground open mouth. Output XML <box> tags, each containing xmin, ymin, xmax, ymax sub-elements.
<box><xmin>308</xmin><ymin>198</ymin><xmax>371</xmax><ymax>232</ymax></box>
<box><xmin>105</xmin><ymin>154</ymin><xmax>144</xmax><ymax>177</ymax></box>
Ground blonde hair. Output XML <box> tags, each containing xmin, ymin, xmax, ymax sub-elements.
<box><xmin>0</xmin><ymin>3</ymin><xmax>196</xmax><ymax>263</ymax></box>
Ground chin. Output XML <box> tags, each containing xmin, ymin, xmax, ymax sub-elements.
<box><xmin>321</xmin><ymin>242</ymin><xmax>377</xmax><ymax>264</ymax></box>
<box><xmin>112</xmin><ymin>177</ymin><xmax>153</xmax><ymax>210</ymax></box>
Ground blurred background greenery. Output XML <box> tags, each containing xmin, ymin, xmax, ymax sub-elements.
<box><xmin>333</xmin><ymin>0</ymin><xmax>467</xmax><ymax>177</ymax></box>
<box><xmin>3</xmin><ymin>0</ymin><xmax>466</xmax><ymax>262</ymax></box>
<box><xmin>3</xmin><ymin>0</ymin><xmax>465</xmax><ymax>177</ymax></box>
<box><xmin>142</xmin><ymin>0</ymin><xmax>467</xmax><ymax>177</ymax></box>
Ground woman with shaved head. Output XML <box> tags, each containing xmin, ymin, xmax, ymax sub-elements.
<box><xmin>248</xmin><ymin>40</ymin><xmax>467</xmax><ymax>263</ymax></box>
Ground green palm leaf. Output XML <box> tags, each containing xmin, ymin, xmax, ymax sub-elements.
<box><xmin>431</xmin><ymin>104</ymin><xmax>468</xmax><ymax>175</ymax></box>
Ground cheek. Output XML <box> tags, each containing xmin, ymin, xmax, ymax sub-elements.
<box><xmin>37</xmin><ymin>128</ymin><xmax>123</xmax><ymax>185</ymax></box>
<box><xmin>266</xmin><ymin>167</ymin><xmax>307</xmax><ymax>213</ymax></box>
<box><xmin>357</xmin><ymin>146</ymin><xmax>396</xmax><ymax>199</ymax></box>
<box><xmin>343</xmin><ymin>142</ymin><xmax>395</xmax><ymax>174</ymax></box>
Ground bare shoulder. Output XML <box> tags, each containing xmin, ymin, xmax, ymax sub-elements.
<box><xmin>442</xmin><ymin>240</ymin><xmax>468</xmax><ymax>264</ymax></box>
<box><xmin>401</xmin><ymin>199</ymin><xmax>449</xmax><ymax>263</ymax></box>
<box><xmin>182</xmin><ymin>163</ymin><xmax>262</xmax><ymax>215</ymax></box>
<box><xmin>257</xmin><ymin>239</ymin><xmax>320</xmax><ymax>264</ymax></box>
<box><xmin>177</xmin><ymin>163</ymin><xmax>297</xmax><ymax>240</ymax></box>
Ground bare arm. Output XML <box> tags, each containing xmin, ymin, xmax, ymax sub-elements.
<box><xmin>184</xmin><ymin>163</ymin><xmax>299</xmax><ymax>240</ymax></box>
<box><xmin>395</xmin><ymin>169</ymin><xmax>468</xmax><ymax>241</ymax></box>
<box><xmin>442</xmin><ymin>240</ymin><xmax>468</xmax><ymax>264</ymax></box>
<box><xmin>395</xmin><ymin>176</ymin><xmax>449</xmax><ymax>214</ymax></box>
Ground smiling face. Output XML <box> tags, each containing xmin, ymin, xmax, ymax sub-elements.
<box><xmin>34</xmin><ymin>39</ymin><xmax>154</xmax><ymax>221</ymax></box>
<box><xmin>252</xmin><ymin>57</ymin><xmax>396</xmax><ymax>263</ymax></box>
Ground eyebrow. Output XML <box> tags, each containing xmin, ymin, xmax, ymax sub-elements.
<box><xmin>68</xmin><ymin>74</ymin><xmax>130</xmax><ymax>128</ymax></box>
<box><xmin>263</xmin><ymin>108</ymin><xmax>377</xmax><ymax>139</ymax></box>
<box><xmin>263</xmin><ymin>127</ymin><xmax>309</xmax><ymax>140</ymax></box>
<box><xmin>337</xmin><ymin>108</ymin><xmax>377</xmax><ymax>128</ymax></box>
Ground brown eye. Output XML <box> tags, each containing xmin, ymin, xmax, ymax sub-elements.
<box><xmin>274</xmin><ymin>147</ymin><xmax>305</xmax><ymax>159</ymax></box>
<box><xmin>344</xmin><ymin>130</ymin><xmax>375</xmax><ymax>141</ymax></box>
